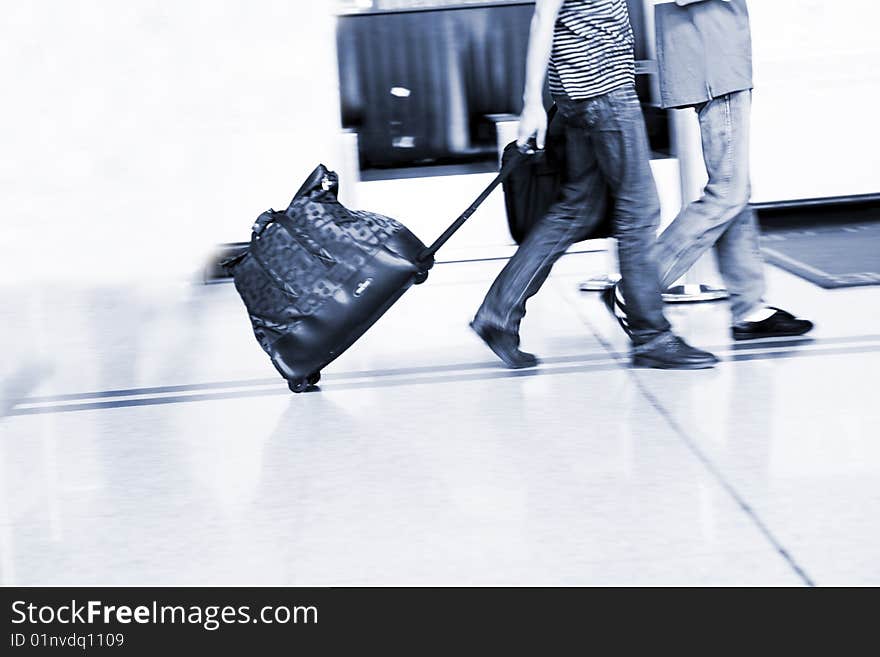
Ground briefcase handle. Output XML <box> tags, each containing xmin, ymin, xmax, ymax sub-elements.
<box><xmin>419</xmin><ymin>145</ymin><xmax>539</xmax><ymax>262</ymax></box>
<box><xmin>418</xmin><ymin>105</ymin><xmax>557</xmax><ymax>262</ymax></box>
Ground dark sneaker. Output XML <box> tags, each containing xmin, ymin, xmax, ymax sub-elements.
<box><xmin>600</xmin><ymin>283</ymin><xmax>632</xmax><ymax>337</ymax></box>
<box><xmin>470</xmin><ymin>321</ymin><xmax>539</xmax><ymax>369</ymax></box>
<box><xmin>632</xmin><ymin>333</ymin><xmax>719</xmax><ymax>370</ymax></box>
<box><xmin>732</xmin><ymin>307</ymin><xmax>814</xmax><ymax>341</ymax></box>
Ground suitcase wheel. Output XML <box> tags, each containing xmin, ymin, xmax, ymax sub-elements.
<box><xmin>288</xmin><ymin>372</ymin><xmax>321</xmax><ymax>394</ymax></box>
<box><xmin>288</xmin><ymin>379</ymin><xmax>308</xmax><ymax>393</ymax></box>
<box><xmin>413</xmin><ymin>271</ymin><xmax>429</xmax><ymax>285</ymax></box>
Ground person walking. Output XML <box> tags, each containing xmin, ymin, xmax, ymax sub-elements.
<box><xmin>472</xmin><ymin>0</ymin><xmax>717</xmax><ymax>370</ymax></box>
<box><xmin>605</xmin><ymin>0</ymin><xmax>813</xmax><ymax>341</ymax></box>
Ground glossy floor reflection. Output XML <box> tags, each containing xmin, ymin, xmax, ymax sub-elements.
<box><xmin>1</xmin><ymin>251</ymin><xmax>878</xmax><ymax>586</ymax></box>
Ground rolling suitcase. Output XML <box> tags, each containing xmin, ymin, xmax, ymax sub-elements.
<box><xmin>223</xmin><ymin>152</ymin><xmax>530</xmax><ymax>392</ymax></box>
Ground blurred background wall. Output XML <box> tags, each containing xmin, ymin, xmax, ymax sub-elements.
<box><xmin>337</xmin><ymin>5</ymin><xmax>531</xmax><ymax>169</ymax></box>
<box><xmin>336</xmin><ymin>0</ymin><xmax>663</xmax><ymax>172</ymax></box>
<box><xmin>749</xmin><ymin>0</ymin><xmax>880</xmax><ymax>203</ymax></box>
<box><xmin>2</xmin><ymin>0</ymin><xmax>878</xmax><ymax>285</ymax></box>
<box><xmin>0</xmin><ymin>1</ymin><xmax>344</xmax><ymax>283</ymax></box>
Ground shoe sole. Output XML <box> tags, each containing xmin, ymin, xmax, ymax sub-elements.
<box><xmin>732</xmin><ymin>324</ymin><xmax>814</xmax><ymax>341</ymax></box>
<box><xmin>632</xmin><ymin>355</ymin><xmax>717</xmax><ymax>370</ymax></box>
<box><xmin>498</xmin><ymin>359</ymin><xmax>538</xmax><ymax>370</ymax></box>
<box><xmin>469</xmin><ymin>322</ymin><xmax>539</xmax><ymax>370</ymax></box>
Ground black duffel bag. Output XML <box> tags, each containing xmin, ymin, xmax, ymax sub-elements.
<box><xmin>222</xmin><ymin>166</ymin><xmax>434</xmax><ymax>392</ymax></box>
<box><xmin>502</xmin><ymin>106</ymin><xmax>614</xmax><ymax>244</ymax></box>
<box><xmin>222</xmin><ymin>150</ymin><xmax>533</xmax><ymax>393</ymax></box>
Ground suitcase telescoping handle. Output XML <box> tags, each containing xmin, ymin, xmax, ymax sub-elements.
<box><xmin>418</xmin><ymin>143</ymin><xmax>539</xmax><ymax>262</ymax></box>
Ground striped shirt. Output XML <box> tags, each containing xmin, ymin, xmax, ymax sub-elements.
<box><xmin>548</xmin><ymin>0</ymin><xmax>636</xmax><ymax>100</ymax></box>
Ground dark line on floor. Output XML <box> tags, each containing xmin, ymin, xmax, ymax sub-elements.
<box><xmin>8</xmin><ymin>386</ymin><xmax>294</xmax><ymax>415</ymax></box>
<box><xmin>729</xmin><ymin>344</ymin><xmax>870</xmax><ymax>363</ymax></box>
<box><xmin>20</xmin><ymin>377</ymin><xmax>281</xmax><ymax>403</ymax></box>
<box><xmin>7</xmin><ymin>361</ymin><xmax>623</xmax><ymax>416</ymax></box>
<box><xmin>8</xmin><ymin>342</ymin><xmax>880</xmax><ymax>418</ymax></box>
<box><xmin>16</xmin><ymin>334</ymin><xmax>880</xmax><ymax>406</ymax></box>
<box><xmin>737</xmin><ymin>333</ymin><xmax>880</xmax><ymax>345</ymax></box>
<box><xmin>18</xmin><ymin>351</ymin><xmax>617</xmax><ymax>403</ymax></box>
<box><xmin>634</xmin><ymin>378</ymin><xmax>817</xmax><ymax>586</ymax></box>
<box><xmin>560</xmin><ymin>287</ymin><xmax>818</xmax><ymax>587</ymax></box>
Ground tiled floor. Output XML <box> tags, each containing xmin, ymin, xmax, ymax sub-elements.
<box><xmin>1</xmin><ymin>243</ymin><xmax>878</xmax><ymax>586</ymax></box>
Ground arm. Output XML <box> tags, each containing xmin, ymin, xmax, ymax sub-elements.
<box><xmin>517</xmin><ymin>0</ymin><xmax>564</xmax><ymax>149</ymax></box>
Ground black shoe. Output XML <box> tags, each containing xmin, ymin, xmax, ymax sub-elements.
<box><xmin>732</xmin><ymin>307</ymin><xmax>814</xmax><ymax>341</ymax></box>
<box><xmin>632</xmin><ymin>333</ymin><xmax>719</xmax><ymax>370</ymax></box>
<box><xmin>470</xmin><ymin>321</ymin><xmax>539</xmax><ymax>369</ymax></box>
<box><xmin>600</xmin><ymin>284</ymin><xmax>632</xmax><ymax>337</ymax></box>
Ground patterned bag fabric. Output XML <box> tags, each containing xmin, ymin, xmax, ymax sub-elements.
<box><xmin>224</xmin><ymin>156</ymin><xmax>528</xmax><ymax>391</ymax></box>
<box><xmin>226</xmin><ymin>165</ymin><xmax>407</xmax><ymax>353</ymax></box>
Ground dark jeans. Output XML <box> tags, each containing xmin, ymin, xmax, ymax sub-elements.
<box><xmin>474</xmin><ymin>84</ymin><xmax>671</xmax><ymax>347</ymax></box>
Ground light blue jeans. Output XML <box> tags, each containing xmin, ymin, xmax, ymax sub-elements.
<box><xmin>655</xmin><ymin>90</ymin><xmax>766</xmax><ymax>323</ymax></box>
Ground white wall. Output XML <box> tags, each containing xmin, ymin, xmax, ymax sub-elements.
<box><xmin>0</xmin><ymin>1</ymin><xmax>345</xmax><ymax>283</ymax></box>
<box><xmin>750</xmin><ymin>0</ymin><xmax>880</xmax><ymax>203</ymax></box>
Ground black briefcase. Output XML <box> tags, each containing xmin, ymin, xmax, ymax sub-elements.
<box><xmin>503</xmin><ymin>106</ymin><xmax>614</xmax><ymax>244</ymax></box>
<box><xmin>224</xmin><ymin>155</ymin><xmax>528</xmax><ymax>392</ymax></box>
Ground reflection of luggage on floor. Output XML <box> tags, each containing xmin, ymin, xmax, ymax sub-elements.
<box><xmin>502</xmin><ymin>105</ymin><xmax>614</xmax><ymax>244</ymax></box>
<box><xmin>224</xmin><ymin>155</ymin><xmax>528</xmax><ymax>392</ymax></box>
